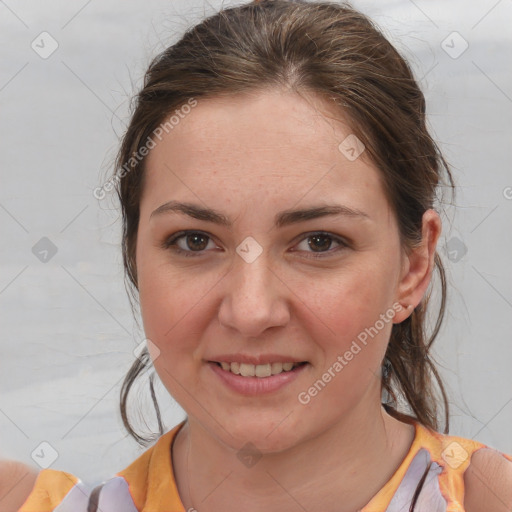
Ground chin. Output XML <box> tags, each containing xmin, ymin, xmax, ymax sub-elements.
<box><xmin>210</xmin><ymin>413</ymin><xmax>308</xmax><ymax>455</ymax></box>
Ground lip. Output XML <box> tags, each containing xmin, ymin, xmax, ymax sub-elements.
<box><xmin>208</xmin><ymin>353</ymin><xmax>307</xmax><ymax>365</ymax></box>
<box><xmin>207</xmin><ymin>361</ymin><xmax>309</xmax><ymax>396</ymax></box>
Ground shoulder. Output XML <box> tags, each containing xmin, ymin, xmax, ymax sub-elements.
<box><xmin>0</xmin><ymin>459</ymin><xmax>40</xmax><ymax>512</ymax></box>
<box><xmin>1</xmin><ymin>460</ymin><xmax>86</xmax><ymax>512</ymax></box>
<box><xmin>464</xmin><ymin>447</ymin><xmax>512</xmax><ymax>512</ymax></box>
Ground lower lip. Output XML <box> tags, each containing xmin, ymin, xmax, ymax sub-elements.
<box><xmin>207</xmin><ymin>362</ymin><xmax>308</xmax><ymax>396</ymax></box>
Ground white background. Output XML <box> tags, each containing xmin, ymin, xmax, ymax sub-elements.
<box><xmin>1</xmin><ymin>0</ymin><xmax>511</xmax><ymax>488</ymax></box>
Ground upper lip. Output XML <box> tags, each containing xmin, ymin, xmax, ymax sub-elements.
<box><xmin>208</xmin><ymin>354</ymin><xmax>307</xmax><ymax>365</ymax></box>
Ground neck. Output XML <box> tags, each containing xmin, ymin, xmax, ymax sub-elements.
<box><xmin>172</xmin><ymin>403</ymin><xmax>415</xmax><ymax>512</ymax></box>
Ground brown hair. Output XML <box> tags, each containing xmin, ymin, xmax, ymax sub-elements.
<box><xmin>116</xmin><ymin>0</ymin><xmax>452</xmax><ymax>476</ymax></box>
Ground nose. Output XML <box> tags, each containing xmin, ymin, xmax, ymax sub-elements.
<box><xmin>217</xmin><ymin>252</ymin><xmax>290</xmax><ymax>339</ymax></box>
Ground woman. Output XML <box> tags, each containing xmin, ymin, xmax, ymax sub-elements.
<box><xmin>9</xmin><ymin>1</ymin><xmax>512</xmax><ymax>511</ymax></box>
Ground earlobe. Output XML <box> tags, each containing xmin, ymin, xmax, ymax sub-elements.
<box><xmin>393</xmin><ymin>209</ymin><xmax>441</xmax><ymax>324</ymax></box>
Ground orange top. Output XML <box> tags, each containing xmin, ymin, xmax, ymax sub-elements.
<box><xmin>18</xmin><ymin>419</ymin><xmax>512</xmax><ymax>512</ymax></box>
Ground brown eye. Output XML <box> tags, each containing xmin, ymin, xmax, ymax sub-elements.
<box><xmin>182</xmin><ymin>233</ymin><xmax>210</xmax><ymax>251</ymax></box>
<box><xmin>308</xmin><ymin>234</ymin><xmax>334</xmax><ymax>252</ymax></box>
<box><xmin>293</xmin><ymin>232</ymin><xmax>348</xmax><ymax>259</ymax></box>
<box><xmin>161</xmin><ymin>231</ymin><xmax>216</xmax><ymax>257</ymax></box>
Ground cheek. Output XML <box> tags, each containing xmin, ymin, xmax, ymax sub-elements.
<box><xmin>137</xmin><ymin>267</ymin><xmax>207</xmax><ymax>402</ymax></box>
<box><xmin>138</xmin><ymin>271</ymin><xmax>192</xmax><ymax>350</ymax></box>
<box><xmin>299</xmin><ymin>266</ymin><xmax>395</xmax><ymax>399</ymax></box>
<box><xmin>136</xmin><ymin>253</ymin><xmax>220</xmax><ymax>365</ymax></box>
<box><xmin>307</xmin><ymin>265</ymin><xmax>394</xmax><ymax>345</ymax></box>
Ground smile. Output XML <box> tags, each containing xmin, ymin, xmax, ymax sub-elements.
<box><xmin>214</xmin><ymin>361</ymin><xmax>307</xmax><ymax>377</ymax></box>
<box><xmin>208</xmin><ymin>360</ymin><xmax>309</xmax><ymax>395</ymax></box>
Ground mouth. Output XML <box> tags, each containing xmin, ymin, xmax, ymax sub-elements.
<box><xmin>210</xmin><ymin>361</ymin><xmax>308</xmax><ymax>378</ymax></box>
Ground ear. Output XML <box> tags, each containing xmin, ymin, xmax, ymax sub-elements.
<box><xmin>392</xmin><ymin>209</ymin><xmax>441</xmax><ymax>324</ymax></box>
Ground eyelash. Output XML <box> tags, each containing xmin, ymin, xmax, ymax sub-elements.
<box><xmin>160</xmin><ymin>230</ymin><xmax>349</xmax><ymax>259</ymax></box>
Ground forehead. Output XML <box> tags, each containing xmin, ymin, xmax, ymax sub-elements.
<box><xmin>140</xmin><ymin>88</ymin><xmax>390</xmax><ymax>222</ymax></box>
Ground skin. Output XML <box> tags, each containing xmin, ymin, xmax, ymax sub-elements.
<box><xmin>0</xmin><ymin>460</ymin><xmax>39</xmax><ymax>512</ymax></box>
<box><xmin>135</xmin><ymin>88</ymin><xmax>441</xmax><ymax>512</ymax></box>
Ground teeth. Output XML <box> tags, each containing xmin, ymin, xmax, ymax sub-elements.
<box><xmin>255</xmin><ymin>364</ymin><xmax>271</xmax><ymax>377</ymax></box>
<box><xmin>239</xmin><ymin>363</ymin><xmax>255</xmax><ymax>377</ymax></box>
<box><xmin>271</xmin><ymin>362</ymin><xmax>283</xmax><ymax>374</ymax></box>
<box><xmin>218</xmin><ymin>361</ymin><xmax>302</xmax><ymax>377</ymax></box>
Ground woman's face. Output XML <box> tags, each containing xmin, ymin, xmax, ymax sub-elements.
<box><xmin>136</xmin><ymin>89</ymin><xmax>417</xmax><ymax>452</ymax></box>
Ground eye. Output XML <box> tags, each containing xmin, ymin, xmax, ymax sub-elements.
<box><xmin>292</xmin><ymin>232</ymin><xmax>348</xmax><ymax>259</ymax></box>
<box><xmin>161</xmin><ymin>230</ymin><xmax>348</xmax><ymax>259</ymax></box>
<box><xmin>161</xmin><ymin>231</ymin><xmax>217</xmax><ymax>257</ymax></box>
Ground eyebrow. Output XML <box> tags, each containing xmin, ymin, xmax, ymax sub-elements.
<box><xmin>150</xmin><ymin>200</ymin><xmax>369</xmax><ymax>228</ymax></box>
